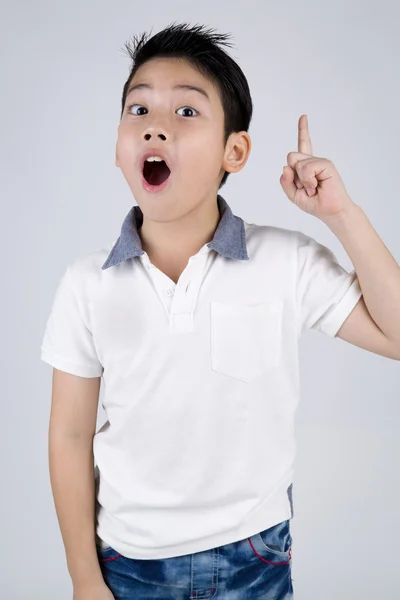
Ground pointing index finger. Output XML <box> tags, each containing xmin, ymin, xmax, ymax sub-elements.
<box><xmin>298</xmin><ymin>114</ymin><xmax>313</xmax><ymax>155</ymax></box>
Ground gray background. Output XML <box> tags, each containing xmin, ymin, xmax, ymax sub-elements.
<box><xmin>2</xmin><ymin>1</ymin><xmax>399</xmax><ymax>598</ymax></box>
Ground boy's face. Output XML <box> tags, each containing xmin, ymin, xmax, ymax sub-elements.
<box><xmin>115</xmin><ymin>57</ymin><xmax>249</xmax><ymax>215</ymax></box>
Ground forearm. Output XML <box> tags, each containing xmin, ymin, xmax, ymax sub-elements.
<box><xmin>324</xmin><ymin>202</ymin><xmax>400</xmax><ymax>347</ymax></box>
<box><xmin>48</xmin><ymin>431</ymin><xmax>104</xmax><ymax>588</ymax></box>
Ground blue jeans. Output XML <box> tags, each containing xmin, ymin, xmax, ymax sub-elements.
<box><xmin>96</xmin><ymin>518</ymin><xmax>294</xmax><ymax>599</ymax></box>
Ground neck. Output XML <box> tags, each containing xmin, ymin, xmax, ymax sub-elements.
<box><xmin>138</xmin><ymin>195</ymin><xmax>221</xmax><ymax>261</ymax></box>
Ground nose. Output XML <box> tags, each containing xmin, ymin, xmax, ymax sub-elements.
<box><xmin>142</xmin><ymin>109</ymin><xmax>172</xmax><ymax>142</ymax></box>
<box><xmin>143</xmin><ymin>131</ymin><xmax>167</xmax><ymax>141</ymax></box>
<box><xmin>142</xmin><ymin>121</ymin><xmax>169</xmax><ymax>142</ymax></box>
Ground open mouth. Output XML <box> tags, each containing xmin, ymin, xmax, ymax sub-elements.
<box><xmin>143</xmin><ymin>160</ymin><xmax>171</xmax><ymax>186</ymax></box>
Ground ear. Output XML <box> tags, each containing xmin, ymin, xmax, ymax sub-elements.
<box><xmin>115</xmin><ymin>141</ymin><xmax>120</xmax><ymax>168</ymax></box>
<box><xmin>222</xmin><ymin>131</ymin><xmax>251</xmax><ymax>174</ymax></box>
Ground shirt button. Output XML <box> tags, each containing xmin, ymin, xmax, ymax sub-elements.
<box><xmin>166</xmin><ymin>288</ymin><xmax>174</xmax><ymax>297</ymax></box>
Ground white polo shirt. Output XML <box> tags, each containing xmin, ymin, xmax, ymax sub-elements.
<box><xmin>40</xmin><ymin>194</ymin><xmax>363</xmax><ymax>559</ymax></box>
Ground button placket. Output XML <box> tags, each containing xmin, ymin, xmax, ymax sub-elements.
<box><xmin>168</xmin><ymin>254</ymin><xmax>208</xmax><ymax>333</ymax></box>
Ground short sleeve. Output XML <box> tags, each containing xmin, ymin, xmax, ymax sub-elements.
<box><xmin>40</xmin><ymin>265</ymin><xmax>104</xmax><ymax>377</ymax></box>
<box><xmin>296</xmin><ymin>232</ymin><xmax>363</xmax><ymax>337</ymax></box>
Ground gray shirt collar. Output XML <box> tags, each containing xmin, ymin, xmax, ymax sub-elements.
<box><xmin>102</xmin><ymin>194</ymin><xmax>249</xmax><ymax>270</ymax></box>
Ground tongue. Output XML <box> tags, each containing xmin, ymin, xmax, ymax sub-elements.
<box><xmin>145</xmin><ymin>160</ymin><xmax>171</xmax><ymax>185</ymax></box>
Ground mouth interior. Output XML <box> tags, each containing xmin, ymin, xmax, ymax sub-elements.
<box><xmin>143</xmin><ymin>160</ymin><xmax>171</xmax><ymax>186</ymax></box>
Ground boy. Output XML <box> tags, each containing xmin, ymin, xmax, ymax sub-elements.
<box><xmin>40</xmin><ymin>22</ymin><xmax>400</xmax><ymax>600</ymax></box>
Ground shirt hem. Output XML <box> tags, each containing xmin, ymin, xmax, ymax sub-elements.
<box><xmin>96</xmin><ymin>477</ymin><xmax>294</xmax><ymax>559</ymax></box>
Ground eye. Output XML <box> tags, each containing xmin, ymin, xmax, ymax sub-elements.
<box><xmin>127</xmin><ymin>104</ymin><xmax>148</xmax><ymax>115</ymax></box>
<box><xmin>126</xmin><ymin>104</ymin><xmax>198</xmax><ymax>117</ymax></box>
<box><xmin>176</xmin><ymin>106</ymin><xmax>198</xmax><ymax>117</ymax></box>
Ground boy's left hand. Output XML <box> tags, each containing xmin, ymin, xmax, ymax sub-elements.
<box><xmin>280</xmin><ymin>114</ymin><xmax>356</xmax><ymax>221</ymax></box>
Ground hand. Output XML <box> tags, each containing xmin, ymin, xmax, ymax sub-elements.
<box><xmin>73</xmin><ymin>581</ymin><xmax>115</xmax><ymax>600</ymax></box>
<box><xmin>280</xmin><ymin>114</ymin><xmax>356</xmax><ymax>221</ymax></box>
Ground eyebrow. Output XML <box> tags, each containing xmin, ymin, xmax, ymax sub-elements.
<box><xmin>125</xmin><ymin>83</ymin><xmax>211</xmax><ymax>102</ymax></box>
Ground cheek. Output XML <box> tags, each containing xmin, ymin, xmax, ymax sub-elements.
<box><xmin>117</xmin><ymin>133</ymin><xmax>135</xmax><ymax>152</ymax></box>
<box><xmin>116</xmin><ymin>137</ymin><xmax>138</xmax><ymax>170</ymax></box>
<box><xmin>182</xmin><ymin>131</ymin><xmax>223</xmax><ymax>171</ymax></box>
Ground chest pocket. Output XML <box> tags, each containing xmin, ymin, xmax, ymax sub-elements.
<box><xmin>210</xmin><ymin>300</ymin><xmax>283</xmax><ymax>382</ymax></box>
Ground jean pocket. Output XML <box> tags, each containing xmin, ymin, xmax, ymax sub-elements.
<box><xmin>248</xmin><ymin>519</ymin><xmax>292</xmax><ymax>565</ymax></box>
<box><xmin>210</xmin><ymin>300</ymin><xmax>282</xmax><ymax>382</ymax></box>
<box><xmin>96</xmin><ymin>545</ymin><xmax>124</xmax><ymax>562</ymax></box>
